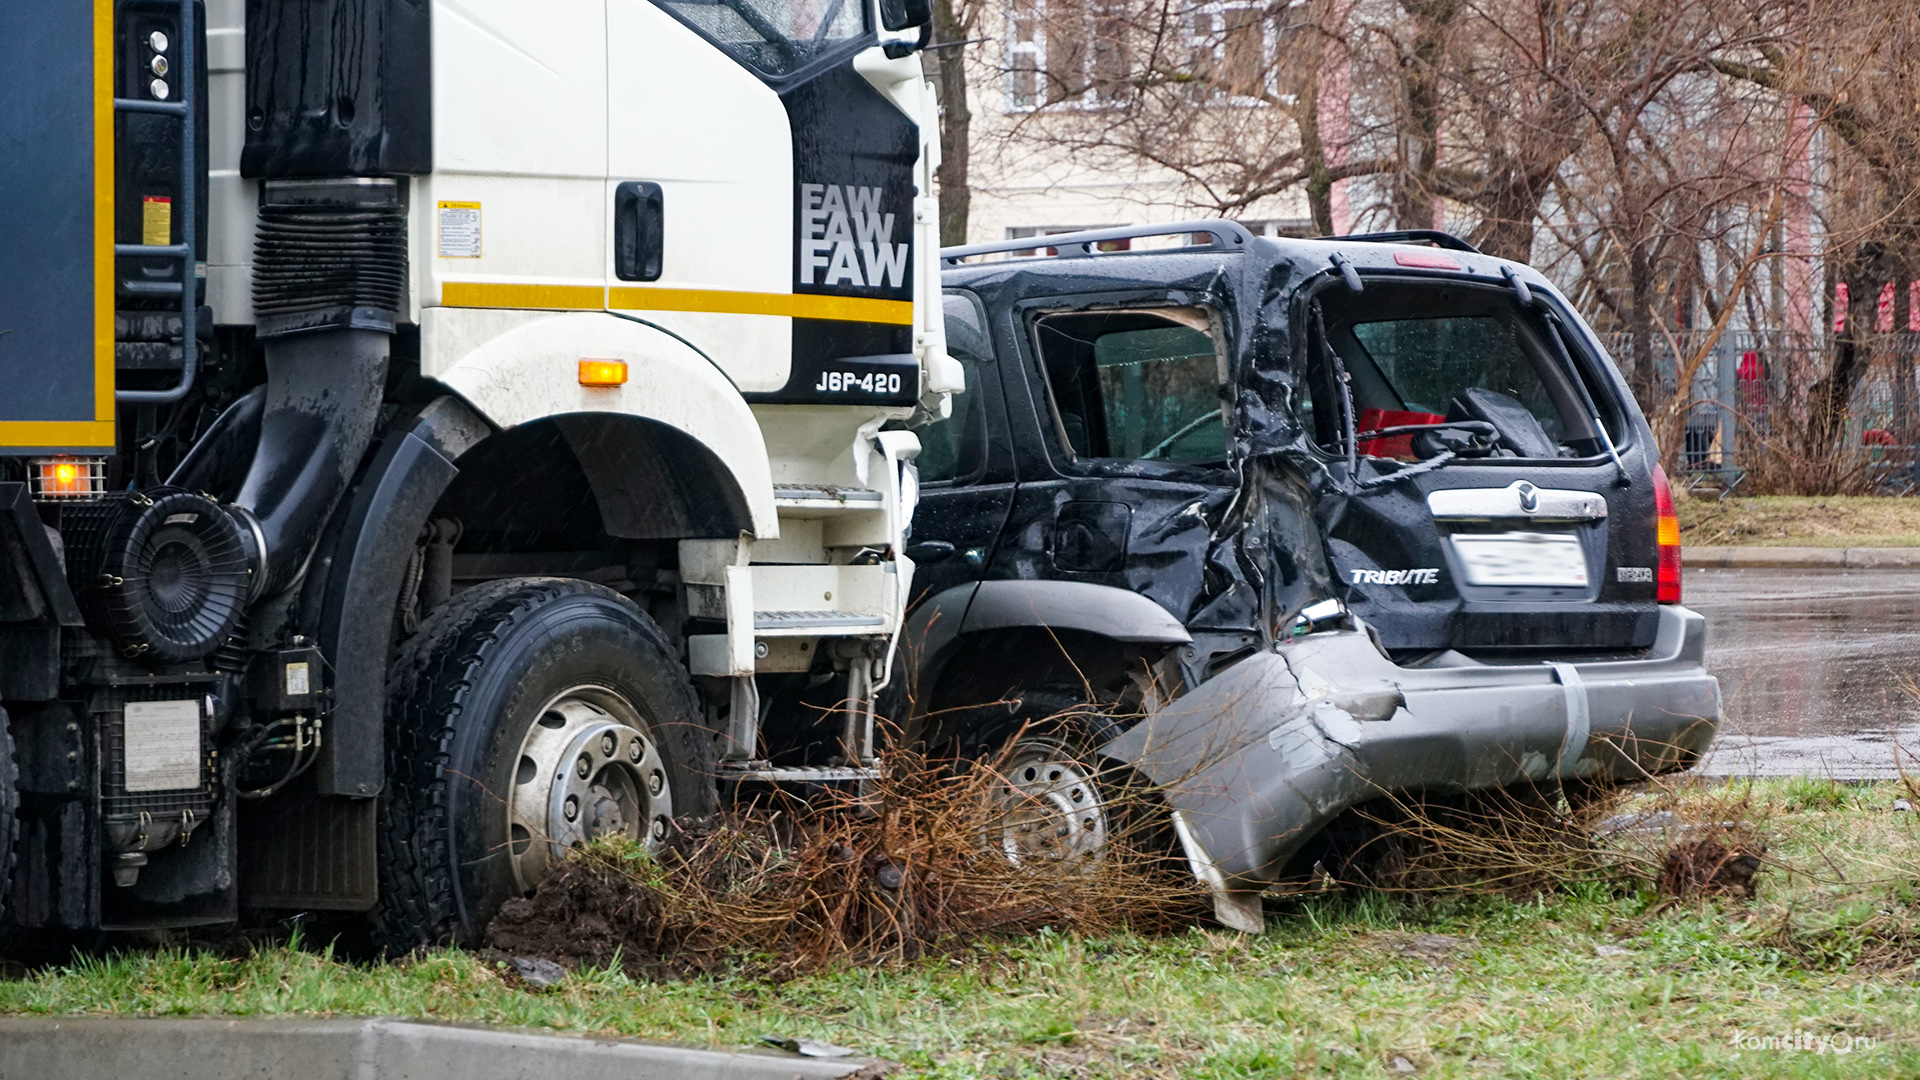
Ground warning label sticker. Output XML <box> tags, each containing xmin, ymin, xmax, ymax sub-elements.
<box><xmin>123</xmin><ymin>699</ymin><xmax>201</xmax><ymax>792</ymax></box>
<box><xmin>142</xmin><ymin>196</ymin><xmax>171</xmax><ymax>246</ymax></box>
<box><xmin>438</xmin><ymin>201</ymin><xmax>482</xmax><ymax>258</ymax></box>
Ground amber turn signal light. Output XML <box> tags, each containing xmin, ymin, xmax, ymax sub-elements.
<box><xmin>31</xmin><ymin>457</ymin><xmax>104</xmax><ymax>500</ymax></box>
<box><xmin>578</xmin><ymin>358</ymin><xmax>628</xmax><ymax>387</ymax></box>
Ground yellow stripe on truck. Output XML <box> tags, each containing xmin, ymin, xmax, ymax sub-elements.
<box><xmin>609</xmin><ymin>287</ymin><xmax>914</xmax><ymax>325</ymax></box>
<box><xmin>440</xmin><ymin>282</ymin><xmax>607</xmax><ymax>311</ymax></box>
<box><xmin>438</xmin><ymin>282</ymin><xmax>913</xmax><ymax>325</ymax></box>
<box><xmin>94</xmin><ymin>0</ymin><xmax>114</xmax><ymax>426</ymax></box>
<box><xmin>0</xmin><ymin>421</ymin><xmax>119</xmax><ymax>448</ymax></box>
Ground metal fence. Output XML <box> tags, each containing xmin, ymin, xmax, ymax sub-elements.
<box><xmin>1598</xmin><ymin>330</ymin><xmax>1920</xmax><ymax>494</ymax></box>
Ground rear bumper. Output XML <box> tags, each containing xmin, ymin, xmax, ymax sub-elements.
<box><xmin>1103</xmin><ymin>605</ymin><xmax>1720</xmax><ymax>895</ymax></box>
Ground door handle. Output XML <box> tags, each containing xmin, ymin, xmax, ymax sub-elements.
<box><xmin>614</xmin><ymin>181</ymin><xmax>663</xmax><ymax>282</ymax></box>
<box><xmin>905</xmin><ymin>540</ymin><xmax>955</xmax><ymax>563</ymax></box>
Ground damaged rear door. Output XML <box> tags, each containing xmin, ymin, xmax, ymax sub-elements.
<box><xmin>1293</xmin><ymin>273</ymin><xmax>1661</xmax><ymax>654</ymax></box>
<box><xmin>989</xmin><ymin>288</ymin><xmax>1257</xmax><ymax>677</ymax></box>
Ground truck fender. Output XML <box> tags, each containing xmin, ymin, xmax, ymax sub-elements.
<box><xmin>305</xmin><ymin>396</ymin><xmax>493</xmax><ymax>797</ymax></box>
<box><xmin>430</xmin><ymin>312</ymin><xmax>777</xmax><ymax>539</ymax></box>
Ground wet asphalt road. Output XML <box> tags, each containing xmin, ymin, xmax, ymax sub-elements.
<box><xmin>1689</xmin><ymin>566</ymin><xmax>1920</xmax><ymax>778</ymax></box>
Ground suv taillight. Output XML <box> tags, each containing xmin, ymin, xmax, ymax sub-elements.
<box><xmin>1653</xmin><ymin>465</ymin><xmax>1682</xmax><ymax>604</ymax></box>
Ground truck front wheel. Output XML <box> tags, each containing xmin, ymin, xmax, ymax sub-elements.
<box><xmin>372</xmin><ymin>578</ymin><xmax>714</xmax><ymax>954</ymax></box>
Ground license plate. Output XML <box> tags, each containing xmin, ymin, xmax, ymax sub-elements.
<box><xmin>1451</xmin><ymin>531</ymin><xmax>1588</xmax><ymax>587</ymax></box>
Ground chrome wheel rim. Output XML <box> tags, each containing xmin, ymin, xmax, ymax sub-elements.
<box><xmin>985</xmin><ymin>736</ymin><xmax>1108</xmax><ymax>867</ymax></box>
<box><xmin>507</xmin><ymin>685</ymin><xmax>672</xmax><ymax>892</ymax></box>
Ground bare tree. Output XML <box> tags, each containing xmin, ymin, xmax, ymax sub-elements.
<box><xmin>939</xmin><ymin>0</ymin><xmax>1920</xmax><ymax>488</ymax></box>
<box><xmin>929</xmin><ymin>0</ymin><xmax>983</xmax><ymax>246</ymax></box>
<box><xmin>1714</xmin><ymin>3</ymin><xmax>1920</xmax><ymax>459</ymax></box>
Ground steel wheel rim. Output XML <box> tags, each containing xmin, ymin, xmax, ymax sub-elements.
<box><xmin>507</xmin><ymin>684</ymin><xmax>672</xmax><ymax>892</ymax></box>
<box><xmin>985</xmin><ymin>736</ymin><xmax>1109</xmax><ymax>867</ymax></box>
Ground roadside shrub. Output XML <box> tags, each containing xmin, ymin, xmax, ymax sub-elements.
<box><xmin>1318</xmin><ymin>762</ymin><xmax>1772</xmax><ymax>904</ymax></box>
<box><xmin>486</xmin><ymin>739</ymin><xmax>1204</xmax><ymax>979</ymax></box>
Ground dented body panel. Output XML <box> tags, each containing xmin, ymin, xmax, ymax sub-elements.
<box><xmin>1103</xmin><ymin>605</ymin><xmax>1719</xmax><ymax>895</ymax></box>
<box><xmin>922</xmin><ymin>224</ymin><xmax>1722</xmax><ymax>921</ymax></box>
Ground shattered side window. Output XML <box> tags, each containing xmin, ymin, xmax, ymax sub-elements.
<box><xmin>650</xmin><ymin>0</ymin><xmax>868</xmax><ymax>80</ymax></box>
<box><xmin>1034</xmin><ymin>308</ymin><xmax>1227</xmax><ymax>465</ymax></box>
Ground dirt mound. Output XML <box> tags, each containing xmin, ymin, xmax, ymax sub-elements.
<box><xmin>1657</xmin><ymin>838</ymin><xmax>1765</xmax><ymax>899</ymax></box>
<box><xmin>486</xmin><ymin>848</ymin><xmax>679</xmax><ymax>978</ymax></box>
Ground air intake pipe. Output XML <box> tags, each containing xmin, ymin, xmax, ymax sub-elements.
<box><xmin>236</xmin><ymin>178</ymin><xmax>407</xmax><ymax>597</ymax></box>
<box><xmin>234</xmin><ymin>329</ymin><xmax>390</xmax><ymax>596</ymax></box>
<box><xmin>58</xmin><ymin>180</ymin><xmax>403</xmax><ymax>665</ymax></box>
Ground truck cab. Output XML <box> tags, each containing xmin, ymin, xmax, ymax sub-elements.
<box><xmin>0</xmin><ymin>0</ymin><xmax>950</xmax><ymax>946</ymax></box>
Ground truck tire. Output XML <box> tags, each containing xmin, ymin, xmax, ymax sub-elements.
<box><xmin>0</xmin><ymin>708</ymin><xmax>15</xmax><ymax>926</ymax></box>
<box><xmin>372</xmin><ymin>578</ymin><xmax>714</xmax><ymax>953</ymax></box>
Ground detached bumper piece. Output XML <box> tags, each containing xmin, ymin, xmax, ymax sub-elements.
<box><xmin>1104</xmin><ymin>605</ymin><xmax>1720</xmax><ymax>927</ymax></box>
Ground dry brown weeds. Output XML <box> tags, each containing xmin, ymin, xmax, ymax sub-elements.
<box><xmin>488</xmin><ymin>723</ymin><xmax>1798</xmax><ymax>980</ymax></box>
<box><xmin>487</xmin><ymin>738</ymin><xmax>1205</xmax><ymax>979</ymax></box>
<box><xmin>1324</xmin><ymin>767</ymin><xmax>1771</xmax><ymax>905</ymax></box>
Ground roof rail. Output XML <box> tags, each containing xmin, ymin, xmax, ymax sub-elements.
<box><xmin>1316</xmin><ymin>229</ymin><xmax>1481</xmax><ymax>254</ymax></box>
<box><xmin>940</xmin><ymin>220</ymin><xmax>1255</xmax><ymax>266</ymax></box>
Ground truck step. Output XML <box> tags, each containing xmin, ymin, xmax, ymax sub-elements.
<box><xmin>716</xmin><ymin>762</ymin><xmax>882</xmax><ymax>783</ymax></box>
<box><xmin>771</xmin><ymin>485</ymin><xmax>884</xmax><ymax>517</ymax></box>
<box><xmin>753</xmin><ymin>609</ymin><xmax>885</xmax><ymax>632</ymax></box>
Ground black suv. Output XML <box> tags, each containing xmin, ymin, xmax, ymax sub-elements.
<box><xmin>899</xmin><ymin>222</ymin><xmax>1720</xmax><ymax>928</ymax></box>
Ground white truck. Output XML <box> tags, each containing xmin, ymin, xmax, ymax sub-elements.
<box><xmin>0</xmin><ymin>0</ymin><xmax>955</xmax><ymax>950</ymax></box>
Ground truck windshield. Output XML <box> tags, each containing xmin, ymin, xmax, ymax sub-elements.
<box><xmin>653</xmin><ymin>0</ymin><xmax>869</xmax><ymax>78</ymax></box>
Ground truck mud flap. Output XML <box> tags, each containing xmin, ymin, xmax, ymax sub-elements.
<box><xmin>0</xmin><ymin>482</ymin><xmax>84</xmax><ymax>701</ymax></box>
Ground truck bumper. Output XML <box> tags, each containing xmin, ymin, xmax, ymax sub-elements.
<box><xmin>1102</xmin><ymin>605</ymin><xmax>1720</xmax><ymax>923</ymax></box>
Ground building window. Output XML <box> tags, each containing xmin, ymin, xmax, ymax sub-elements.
<box><xmin>1004</xmin><ymin>0</ymin><xmax>1132</xmax><ymax>110</ymax></box>
<box><xmin>1188</xmin><ymin>2</ymin><xmax>1278</xmax><ymax>102</ymax></box>
<box><xmin>1240</xmin><ymin>218</ymin><xmax>1315</xmax><ymax>238</ymax></box>
<box><xmin>1006</xmin><ymin>0</ymin><xmax>1289</xmax><ymax>110</ymax></box>
<box><xmin>1009</xmin><ymin>1</ymin><xmax>1043</xmax><ymax>108</ymax></box>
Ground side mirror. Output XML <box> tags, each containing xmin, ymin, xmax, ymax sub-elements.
<box><xmin>878</xmin><ymin>0</ymin><xmax>931</xmax><ymax>33</ymax></box>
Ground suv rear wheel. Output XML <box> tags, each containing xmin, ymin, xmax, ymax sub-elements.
<box><xmin>372</xmin><ymin>578</ymin><xmax>714</xmax><ymax>953</ymax></box>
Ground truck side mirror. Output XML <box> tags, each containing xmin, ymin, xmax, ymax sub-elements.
<box><xmin>878</xmin><ymin>0</ymin><xmax>931</xmax><ymax>33</ymax></box>
<box><xmin>614</xmin><ymin>181</ymin><xmax>664</xmax><ymax>282</ymax></box>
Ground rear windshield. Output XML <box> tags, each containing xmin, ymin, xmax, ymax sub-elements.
<box><xmin>651</xmin><ymin>0</ymin><xmax>868</xmax><ymax>79</ymax></box>
<box><xmin>1299</xmin><ymin>281</ymin><xmax>1604</xmax><ymax>460</ymax></box>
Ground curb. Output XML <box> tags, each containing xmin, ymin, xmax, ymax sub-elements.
<box><xmin>1683</xmin><ymin>545</ymin><xmax>1920</xmax><ymax>569</ymax></box>
<box><xmin>0</xmin><ymin>1016</ymin><xmax>870</xmax><ymax>1080</ymax></box>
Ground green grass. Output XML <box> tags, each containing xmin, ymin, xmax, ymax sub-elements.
<box><xmin>3</xmin><ymin>779</ymin><xmax>1917</xmax><ymax>1078</ymax></box>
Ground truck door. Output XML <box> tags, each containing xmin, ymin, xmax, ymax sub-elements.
<box><xmin>990</xmin><ymin>294</ymin><xmax>1241</xmax><ymax>636</ymax></box>
<box><xmin>606</xmin><ymin>0</ymin><xmax>920</xmax><ymax>403</ymax></box>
